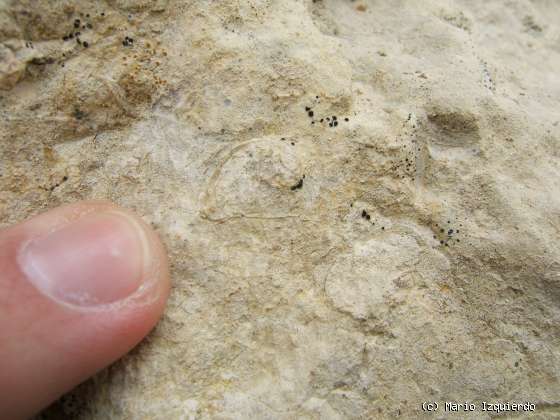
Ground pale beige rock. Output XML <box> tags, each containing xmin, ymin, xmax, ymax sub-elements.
<box><xmin>1</xmin><ymin>0</ymin><xmax>560</xmax><ymax>419</ymax></box>
<box><xmin>0</xmin><ymin>39</ymin><xmax>41</xmax><ymax>90</ymax></box>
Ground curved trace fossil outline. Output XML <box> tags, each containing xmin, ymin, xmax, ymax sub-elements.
<box><xmin>199</xmin><ymin>136</ymin><xmax>305</xmax><ymax>223</ymax></box>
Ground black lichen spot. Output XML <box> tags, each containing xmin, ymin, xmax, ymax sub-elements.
<box><xmin>82</xmin><ymin>41</ymin><xmax>89</xmax><ymax>48</ymax></box>
<box><xmin>49</xmin><ymin>175</ymin><xmax>69</xmax><ymax>192</ymax></box>
<box><xmin>290</xmin><ymin>177</ymin><xmax>304</xmax><ymax>191</ymax></box>
<box><xmin>305</xmin><ymin>106</ymin><xmax>311</xmax><ymax>111</ymax></box>
<box><xmin>122</xmin><ymin>36</ymin><xmax>134</xmax><ymax>47</ymax></box>
<box><xmin>448</xmin><ymin>229</ymin><xmax>453</xmax><ymax>235</ymax></box>
<box><xmin>73</xmin><ymin>108</ymin><xmax>85</xmax><ymax>120</ymax></box>
<box><xmin>74</xmin><ymin>19</ymin><xmax>81</xmax><ymax>28</ymax></box>
<box><xmin>308</xmin><ymin>110</ymin><xmax>314</xmax><ymax>117</ymax></box>
<box><xmin>344</xmin><ymin>117</ymin><xmax>349</xmax><ymax>122</ymax></box>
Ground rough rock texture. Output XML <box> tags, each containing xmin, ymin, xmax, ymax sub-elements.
<box><xmin>1</xmin><ymin>0</ymin><xmax>560</xmax><ymax>418</ymax></box>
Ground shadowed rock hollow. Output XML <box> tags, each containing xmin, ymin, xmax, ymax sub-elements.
<box><xmin>1</xmin><ymin>0</ymin><xmax>560</xmax><ymax>419</ymax></box>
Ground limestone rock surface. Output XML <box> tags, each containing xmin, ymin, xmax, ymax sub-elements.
<box><xmin>1</xmin><ymin>0</ymin><xmax>560</xmax><ymax>419</ymax></box>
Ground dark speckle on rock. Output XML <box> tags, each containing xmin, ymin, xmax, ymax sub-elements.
<box><xmin>290</xmin><ymin>177</ymin><xmax>304</xmax><ymax>191</ymax></box>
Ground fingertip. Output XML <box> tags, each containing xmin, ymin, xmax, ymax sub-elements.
<box><xmin>0</xmin><ymin>201</ymin><xmax>171</xmax><ymax>418</ymax></box>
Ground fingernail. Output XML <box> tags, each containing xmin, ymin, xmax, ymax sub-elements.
<box><xmin>19</xmin><ymin>211</ymin><xmax>149</xmax><ymax>307</ymax></box>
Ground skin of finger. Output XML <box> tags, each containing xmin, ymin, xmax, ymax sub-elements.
<box><xmin>0</xmin><ymin>201</ymin><xmax>170</xmax><ymax>419</ymax></box>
